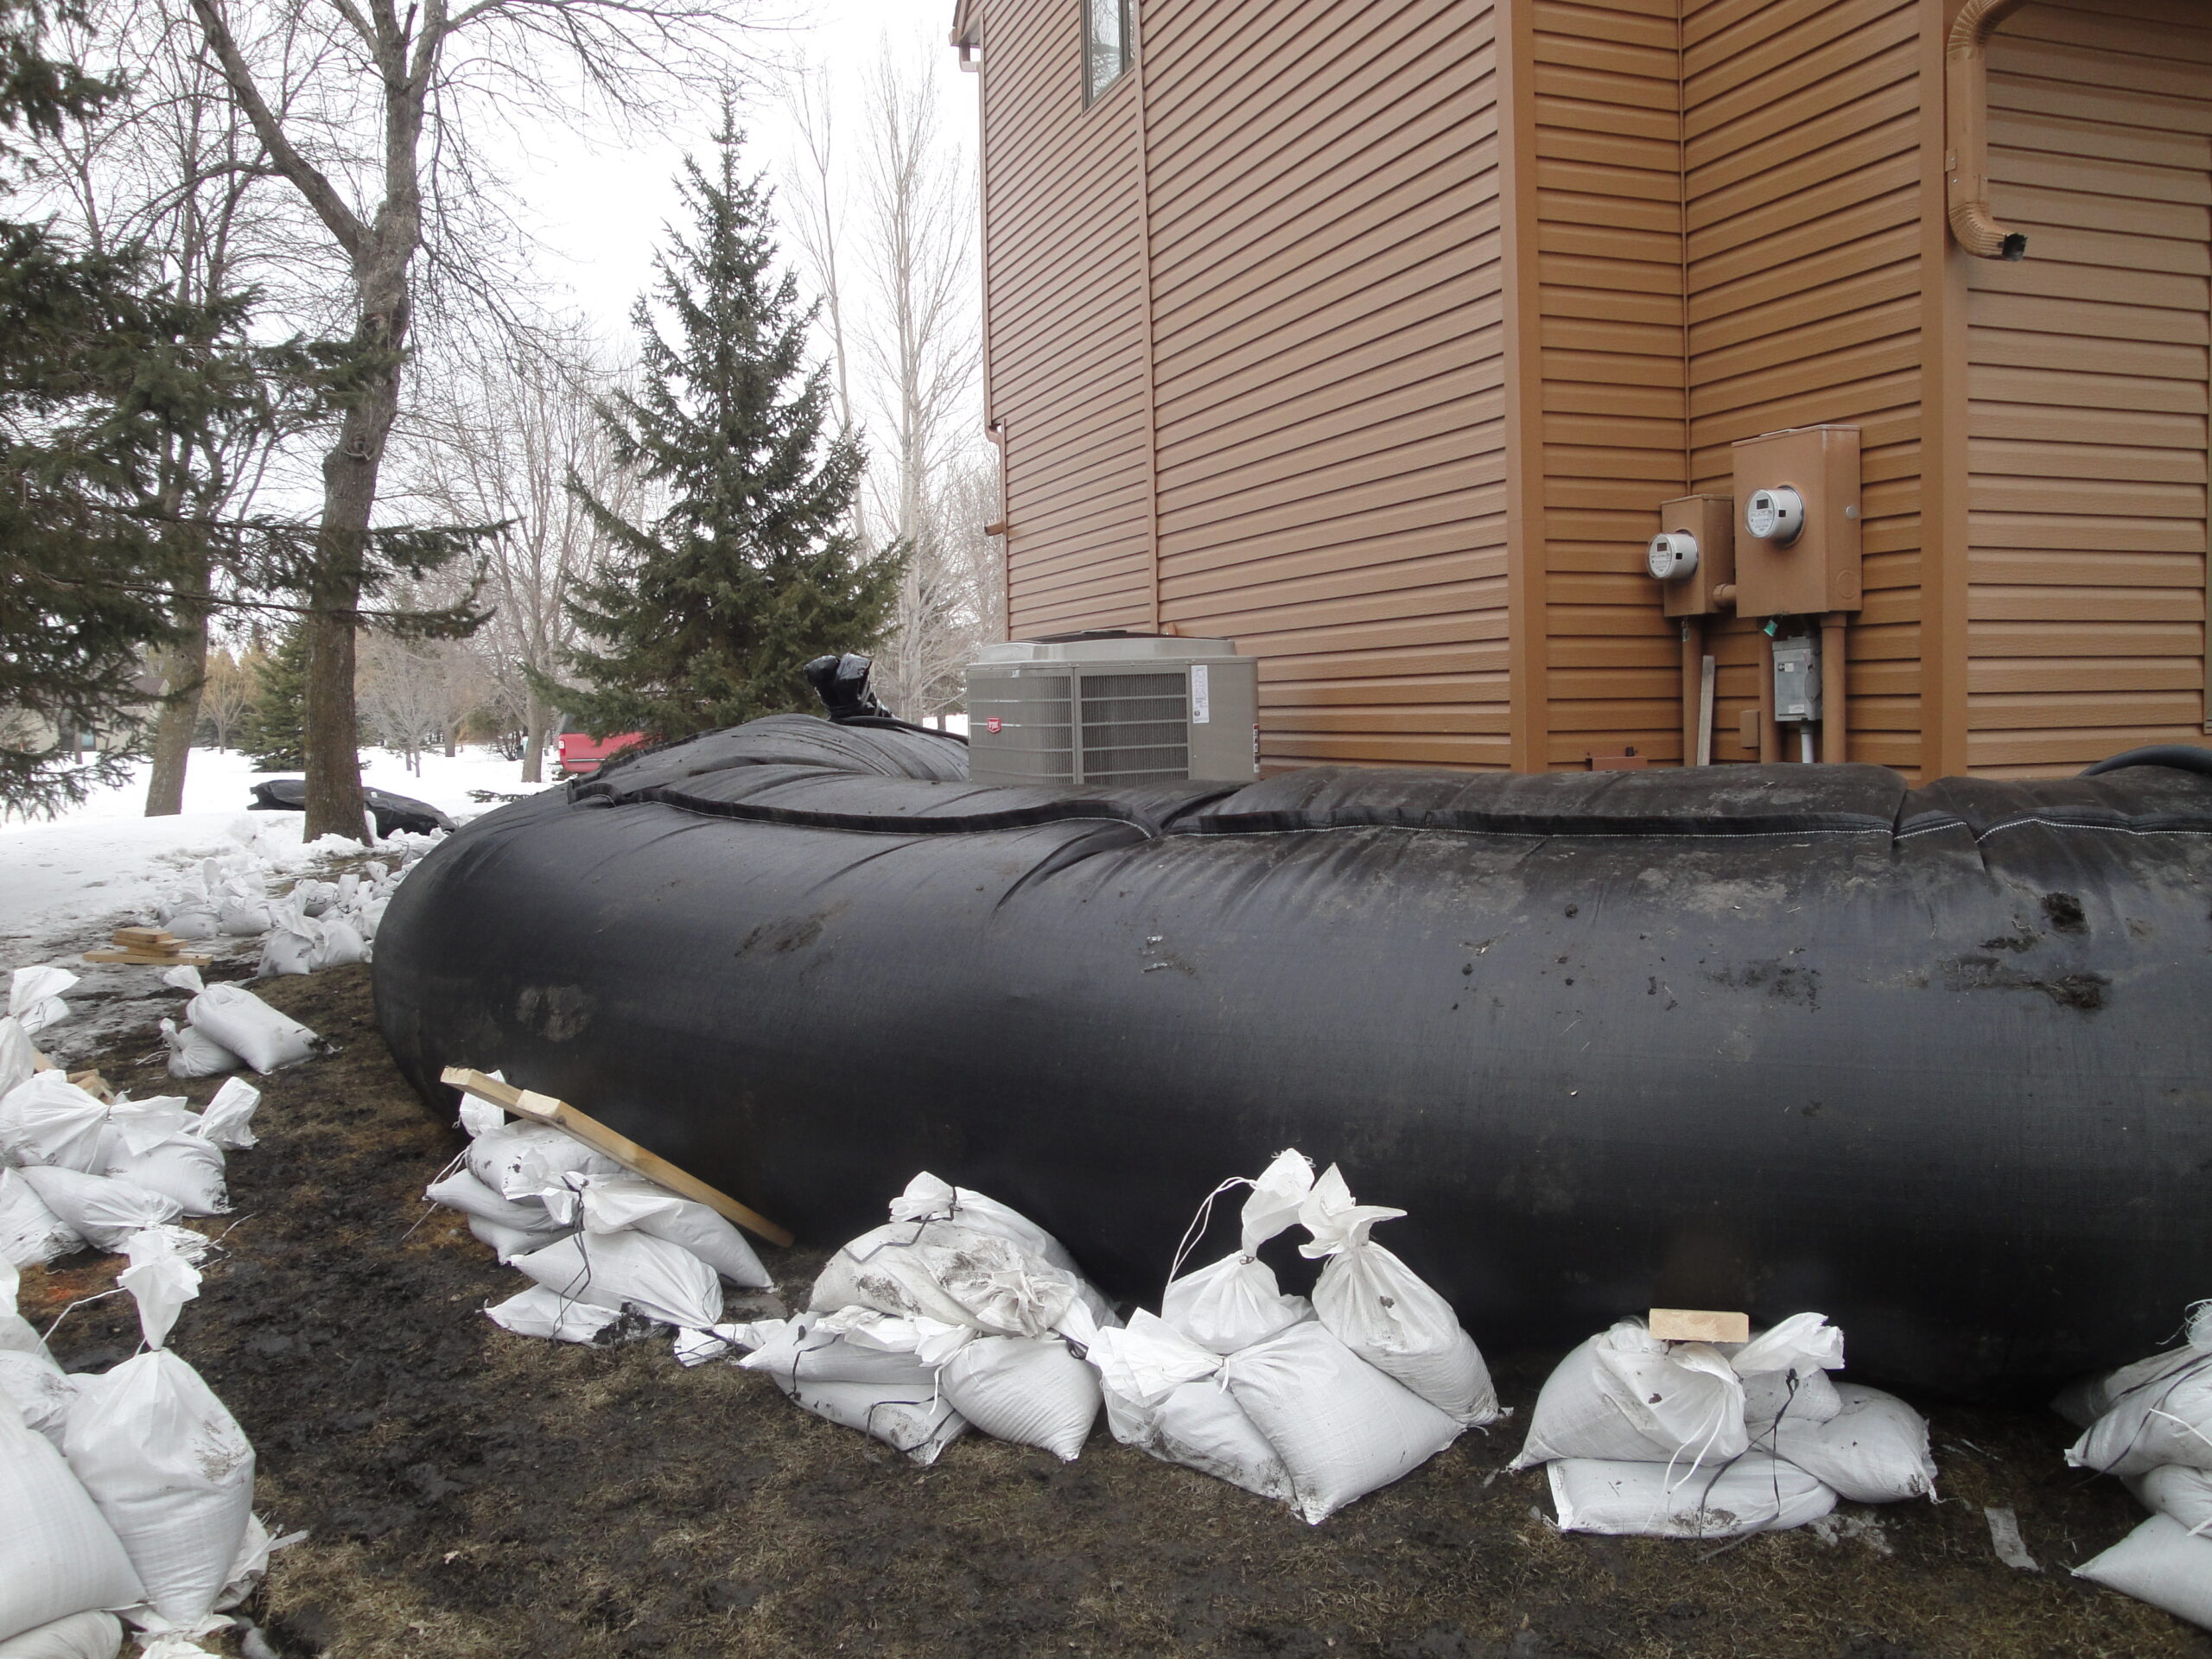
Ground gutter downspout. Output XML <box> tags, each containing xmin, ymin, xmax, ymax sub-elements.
<box><xmin>1946</xmin><ymin>0</ymin><xmax>2030</xmax><ymax>260</ymax></box>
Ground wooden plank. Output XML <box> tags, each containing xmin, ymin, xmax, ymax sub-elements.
<box><xmin>1650</xmin><ymin>1307</ymin><xmax>1751</xmax><ymax>1344</ymax></box>
<box><xmin>441</xmin><ymin>1066</ymin><xmax>793</xmax><ymax>1248</ymax></box>
<box><xmin>84</xmin><ymin>950</ymin><xmax>213</xmax><ymax>967</ymax></box>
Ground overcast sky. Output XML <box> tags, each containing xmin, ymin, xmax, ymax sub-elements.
<box><xmin>500</xmin><ymin>0</ymin><xmax>976</xmax><ymax>340</ymax></box>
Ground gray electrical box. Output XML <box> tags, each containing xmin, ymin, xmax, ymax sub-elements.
<box><xmin>966</xmin><ymin>632</ymin><xmax>1259</xmax><ymax>787</ymax></box>
<box><xmin>1772</xmin><ymin>637</ymin><xmax>1822</xmax><ymax>723</ymax></box>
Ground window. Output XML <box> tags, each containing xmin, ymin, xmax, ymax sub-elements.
<box><xmin>1084</xmin><ymin>0</ymin><xmax>1134</xmax><ymax>105</ymax></box>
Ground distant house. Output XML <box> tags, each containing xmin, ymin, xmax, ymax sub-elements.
<box><xmin>950</xmin><ymin>0</ymin><xmax>2210</xmax><ymax>779</ymax></box>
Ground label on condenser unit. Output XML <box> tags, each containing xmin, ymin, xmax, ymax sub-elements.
<box><xmin>1191</xmin><ymin>664</ymin><xmax>1211</xmax><ymax>724</ymax></box>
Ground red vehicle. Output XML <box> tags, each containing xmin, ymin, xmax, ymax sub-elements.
<box><xmin>556</xmin><ymin>731</ymin><xmax>644</xmax><ymax>777</ymax></box>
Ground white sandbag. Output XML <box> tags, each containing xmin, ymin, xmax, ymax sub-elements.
<box><xmin>1727</xmin><ymin>1313</ymin><xmax>1847</xmax><ymax>1431</ymax></box>
<box><xmin>16</xmin><ymin>1167</ymin><xmax>181</xmax><ymax>1255</ymax></box>
<box><xmin>467</xmin><ymin>1213</ymin><xmax>556</xmax><ymax>1263</ymax></box>
<box><xmin>1162</xmin><ymin>1150</ymin><xmax>1315</xmax><ymax>1356</ymax></box>
<box><xmin>1763</xmin><ymin>1382</ymin><xmax>1935</xmax><ymax>1503</ymax></box>
<box><xmin>65</xmin><ymin>1348</ymin><xmax>253</xmax><ymax>1627</ymax></box>
<box><xmin>567</xmin><ymin>1175</ymin><xmax>772</xmax><ymax>1289</ymax></box>
<box><xmin>0</xmin><ymin>1351</ymin><xmax>73</xmax><ymax>1450</ymax></box>
<box><xmin>1511</xmin><ymin>1320</ymin><xmax>1749</xmax><ymax>1470</ymax></box>
<box><xmin>1089</xmin><ymin>1311</ymin><xmax>1292</xmax><ymax>1499</ymax></box>
<box><xmin>0</xmin><ymin>1610</ymin><xmax>124</xmax><ymax>1659</ymax></box>
<box><xmin>749</xmin><ymin>1309</ymin><xmax>971</xmax><ymax>1382</ymax></box>
<box><xmin>426</xmin><ymin>1168</ymin><xmax>568</xmax><ymax>1235</ymax></box>
<box><xmin>0</xmin><ymin>1020</ymin><xmax>33</xmax><ymax>1098</ymax></box>
<box><xmin>257</xmin><ymin>912</ymin><xmax>369</xmax><ymax>978</ymax></box>
<box><xmin>2130</xmin><ymin>1464</ymin><xmax>2212</xmax><ymax>1535</ymax></box>
<box><xmin>2075</xmin><ymin>1514</ymin><xmax>2212</xmax><ymax>1629</ymax></box>
<box><xmin>189</xmin><ymin>1079</ymin><xmax>259</xmax><ymax>1152</ymax></box>
<box><xmin>1548</xmin><ymin>1452</ymin><xmax>1836</xmax><ymax>1540</ymax></box>
<box><xmin>0</xmin><ymin>1260</ymin><xmax>50</xmax><ymax>1362</ymax></box>
<box><xmin>739</xmin><ymin>1319</ymin><xmax>969</xmax><ymax>1465</ymax></box>
<box><xmin>887</xmin><ymin>1172</ymin><xmax>1085</xmax><ymax>1278</ymax></box>
<box><xmin>0</xmin><ymin>1074</ymin><xmax>110</xmax><ymax>1173</ymax></box>
<box><xmin>162</xmin><ymin>911</ymin><xmax>219</xmax><ymax>943</ymax></box>
<box><xmin>0</xmin><ymin>1397</ymin><xmax>143</xmax><ymax>1646</ymax></box>
<box><xmin>158</xmin><ymin>966</ymin><xmax>203</xmax><ymax>995</ymax></box>
<box><xmin>159</xmin><ymin>1020</ymin><xmax>240</xmax><ymax>1082</ymax></box>
<box><xmin>774</xmin><ymin>1374</ymin><xmax>968</xmax><ymax>1465</ymax></box>
<box><xmin>465</xmin><ymin>1122</ymin><xmax>623</xmax><ymax>1203</ymax></box>
<box><xmin>1224</xmin><ymin>1319</ymin><xmax>1460</xmax><ymax>1523</ymax></box>
<box><xmin>9</xmin><ymin>969</ymin><xmax>76</xmax><ymax>1039</ymax></box>
<box><xmin>484</xmin><ymin>1286</ymin><xmax>623</xmax><ymax>1344</ymax></box>
<box><xmin>0</xmin><ymin>1168</ymin><xmax>80</xmax><ymax>1269</ymax></box>
<box><xmin>938</xmin><ymin>1336</ymin><xmax>1101</xmax><ymax>1461</ymax></box>
<box><xmin>810</xmin><ymin>1219</ymin><xmax>1092</xmax><ymax>1339</ymax></box>
<box><xmin>1299</xmin><ymin>1165</ymin><xmax>1498</xmax><ymax>1427</ymax></box>
<box><xmin>215</xmin><ymin>899</ymin><xmax>271</xmax><ymax>937</ymax></box>
<box><xmin>2056</xmin><ymin>1341</ymin><xmax>2204</xmax><ymax>1431</ymax></box>
<box><xmin>2069</xmin><ymin>1348</ymin><xmax>2212</xmax><ymax>1478</ymax></box>
<box><xmin>512</xmin><ymin>1230</ymin><xmax>722</xmax><ymax>1330</ymax></box>
<box><xmin>185</xmin><ymin>985</ymin><xmax>320</xmax><ymax>1075</ymax></box>
<box><xmin>100</xmin><ymin>1136</ymin><xmax>225</xmax><ymax>1219</ymax></box>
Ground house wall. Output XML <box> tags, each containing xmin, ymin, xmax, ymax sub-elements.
<box><xmin>1967</xmin><ymin>0</ymin><xmax>2211</xmax><ymax>775</ymax></box>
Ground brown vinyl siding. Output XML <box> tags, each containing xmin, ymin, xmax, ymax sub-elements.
<box><xmin>1530</xmin><ymin>0</ymin><xmax>1690</xmax><ymax>768</ymax></box>
<box><xmin>1146</xmin><ymin>0</ymin><xmax>1510</xmax><ymax>770</ymax></box>
<box><xmin>1966</xmin><ymin>0</ymin><xmax>2212</xmax><ymax>776</ymax></box>
<box><xmin>1681</xmin><ymin>0</ymin><xmax>1926</xmax><ymax>773</ymax></box>
<box><xmin>983</xmin><ymin>0</ymin><xmax>1155</xmax><ymax>637</ymax></box>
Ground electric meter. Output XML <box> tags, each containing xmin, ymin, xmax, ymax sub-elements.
<box><xmin>1647</xmin><ymin>531</ymin><xmax>1699</xmax><ymax>582</ymax></box>
<box><xmin>1745</xmin><ymin>486</ymin><xmax>1805</xmax><ymax>546</ymax></box>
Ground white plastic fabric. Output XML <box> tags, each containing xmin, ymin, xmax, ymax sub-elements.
<box><xmin>887</xmin><ymin>1172</ymin><xmax>1085</xmax><ymax>1278</ymax></box>
<box><xmin>938</xmin><ymin>1336</ymin><xmax>1101</xmax><ymax>1461</ymax></box>
<box><xmin>158</xmin><ymin>966</ymin><xmax>204</xmax><ymax>995</ymax></box>
<box><xmin>561</xmin><ymin>1174</ymin><xmax>772</xmax><ymax>1289</ymax></box>
<box><xmin>183</xmin><ymin>986</ymin><xmax>320</xmax><ymax>1075</ymax></box>
<box><xmin>2069</xmin><ymin>1347</ymin><xmax>2212</xmax><ymax>1478</ymax></box>
<box><xmin>257</xmin><ymin>906</ymin><xmax>369</xmax><ymax>977</ymax></box>
<box><xmin>159</xmin><ymin>1021</ymin><xmax>240</xmax><ymax>1083</ymax></box>
<box><xmin>426</xmin><ymin>1169</ymin><xmax>570</xmax><ymax>1236</ymax></box>
<box><xmin>1300</xmin><ymin>1166</ymin><xmax>1497</xmax><ymax>1427</ymax></box>
<box><xmin>484</xmin><ymin>1286</ymin><xmax>622</xmax><ymax>1344</ymax></box>
<box><xmin>761</xmin><ymin>1309</ymin><xmax>972</xmax><ymax>1382</ymax></box>
<box><xmin>2075</xmin><ymin>1514</ymin><xmax>2212</xmax><ymax>1629</ymax></box>
<box><xmin>2131</xmin><ymin>1464</ymin><xmax>2212</xmax><ymax>1535</ymax></box>
<box><xmin>1161</xmin><ymin>1151</ymin><xmax>1316</xmax><ymax>1356</ymax></box>
<box><xmin>465</xmin><ymin>1123</ymin><xmax>623</xmax><ymax>1204</ymax></box>
<box><xmin>100</xmin><ymin>1135</ymin><xmax>225</xmax><ymax>1220</ymax></box>
<box><xmin>0</xmin><ymin>1351</ymin><xmax>74</xmax><ymax>1450</ymax></box>
<box><xmin>1762</xmin><ymin>1382</ymin><xmax>1936</xmax><ymax>1503</ymax></box>
<box><xmin>0</xmin><ymin>1074</ymin><xmax>111</xmax><ymax>1173</ymax></box>
<box><xmin>810</xmin><ymin>1220</ymin><xmax>1094</xmax><ymax>1340</ymax></box>
<box><xmin>1223</xmin><ymin>1319</ymin><xmax>1460</xmax><ymax>1523</ymax></box>
<box><xmin>1727</xmin><ymin>1313</ymin><xmax>1847</xmax><ymax>1433</ymax></box>
<box><xmin>1511</xmin><ymin>1321</ymin><xmax>1749</xmax><ymax>1470</ymax></box>
<box><xmin>16</xmin><ymin>1167</ymin><xmax>182</xmax><ymax>1255</ymax></box>
<box><xmin>0</xmin><ymin>1397</ymin><xmax>143</xmax><ymax>1647</ymax></box>
<box><xmin>215</xmin><ymin>898</ymin><xmax>271</xmax><ymax>938</ymax></box>
<box><xmin>1087</xmin><ymin>1311</ymin><xmax>1294</xmax><ymax>1502</ymax></box>
<box><xmin>1548</xmin><ymin>1453</ymin><xmax>1837</xmax><ymax>1540</ymax></box>
<box><xmin>65</xmin><ymin>1348</ymin><xmax>255</xmax><ymax>1627</ymax></box>
<box><xmin>0</xmin><ymin>1168</ymin><xmax>79</xmax><ymax>1269</ymax></box>
<box><xmin>512</xmin><ymin>1230</ymin><xmax>723</xmax><ymax>1330</ymax></box>
<box><xmin>189</xmin><ymin>1080</ymin><xmax>260</xmax><ymax>1153</ymax></box>
<box><xmin>0</xmin><ymin>1020</ymin><xmax>34</xmax><ymax>1098</ymax></box>
<box><xmin>0</xmin><ymin>1260</ymin><xmax>50</xmax><ymax>1361</ymax></box>
<box><xmin>467</xmin><ymin>1214</ymin><xmax>556</xmax><ymax>1264</ymax></box>
<box><xmin>740</xmin><ymin>1315</ymin><xmax>967</xmax><ymax>1465</ymax></box>
<box><xmin>0</xmin><ymin>1610</ymin><xmax>124</xmax><ymax>1658</ymax></box>
<box><xmin>9</xmin><ymin>969</ymin><xmax>77</xmax><ymax>1040</ymax></box>
<box><xmin>117</xmin><ymin>1233</ymin><xmax>202</xmax><ymax>1351</ymax></box>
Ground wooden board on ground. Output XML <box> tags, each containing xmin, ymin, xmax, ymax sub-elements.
<box><xmin>84</xmin><ymin>950</ymin><xmax>213</xmax><ymax>967</ymax></box>
<box><xmin>441</xmin><ymin>1065</ymin><xmax>794</xmax><ymax>1248</ymax></box>
<box><xmin>1649</xmin><ymin>1307</ymin><xmax>1751</xmax><ymax>1344</ymax></box>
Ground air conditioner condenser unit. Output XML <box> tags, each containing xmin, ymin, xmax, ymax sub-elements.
<box><xmin>965</xmin><ymin>632</ymin><xmax>1258</xmax><ymax>788</ymax></box>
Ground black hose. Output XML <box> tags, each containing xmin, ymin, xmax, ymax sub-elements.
<box><xmin>2079</xmin><ymin>745</ymin><xmax>2212</xmax><ymax>781</ymax></box>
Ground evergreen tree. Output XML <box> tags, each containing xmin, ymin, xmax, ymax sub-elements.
<box><xmin>547</xmin><ymin>115</ymin><xmax>898</xmax><ymax>741</ymax></box>
<box><xmin>238</xmin><ymin>625</ymin><xmax>308</xmax><ymax>770</ymax></box>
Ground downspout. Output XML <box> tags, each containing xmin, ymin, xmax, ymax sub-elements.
<box><xmin>1946</xmin><ymin>0</ymin><xmax>2030</xmax><ymax>261</ymax></box>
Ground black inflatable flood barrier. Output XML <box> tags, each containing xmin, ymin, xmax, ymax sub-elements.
<box><xmin>373</xmin><ymin>715</ymin><xmax>2212</xmax><ymax>1395</ymax></box>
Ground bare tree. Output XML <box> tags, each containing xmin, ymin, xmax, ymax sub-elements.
<box><xmin>874</xmin><ymin>456</ymin><xmax>1001</xmax><ymax>718</ymax></box>
<box><xmin>200</xmin><ymin>645</ymin><xmax>256</xmax><ymax>748</ymax></box>
<box><xmin>784</xmin><ymin>63</ymin><xmax>853</xmax><ymax>436</ymax></box>
<box><xmin>178</xmin><ymin>0</ymin><xmax>775</xmax><ymax>837</ymax></box>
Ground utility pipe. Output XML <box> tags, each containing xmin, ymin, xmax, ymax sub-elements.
<box><xmin>1821</xmin><ymin>613</ymin><xmax>1849</xmax><ymax>764</ymax></box>
<box><xmin>1758</xmin><ymin>632</ymin><xmax>1781</xmax><ymax>763</ymax></box>
<box><xmin>1680</xmin><ymin>619</ymin><xmax>1705</xmax><ymax>768</ymax></box>
<box><xmin>1947</xmin><ymin>0</ymin><xmax>2031</xmax><ymax>261</ymax></box>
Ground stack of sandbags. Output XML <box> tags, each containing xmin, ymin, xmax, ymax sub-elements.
<box><xmin>0</xmin><ymin>966</ymin><xmax>78</xmax><ymax>1097</ymax></box>
<box><xmin>168</xmin><ymin>985</ymin><xmax>323</xmax><ymax>1078</ymax></box>
<box><xmin>426</xmin><ymin>1084</ymin><xmax>774</xmax><ymax>1346</ymax></box>
<box><xmin>723</xmin><ymin>1173</ymin><xmax>1116</xmax><ymax>1466</ymax></box>
<box><xmin>1099</xmin><ymin>1151</ymin><xmax>1489</xmax><ymax>1523</ymax></box>
<box><xmin>1511</xmin><ymin>1313</ymin><xmax>1936</xmax><ymax>1541</ymax></box>
<box><xmin>0</xmin><ymin>1241</ymin><xmax>279</xmax><ymax>1658</ymax></box>
<box><xmin>2061</xmin><ymin>1305</ymin><xmax>2212</xmax><ymax>1629</ymax></box>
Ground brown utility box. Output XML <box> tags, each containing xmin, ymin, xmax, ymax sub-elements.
<box><xmin>1730</xmin><ymin>427</ymin><xmax>1863</xmax><ymax>620</ymax></box>
<box><xmin>1657</xmin><ymin>494</ymin><xmax>1737</xmax><ymax>620</ymax></box>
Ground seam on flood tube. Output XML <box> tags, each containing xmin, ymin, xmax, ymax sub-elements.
<box><xmin>1179</xmin><ymin>821</ymin><xmax>1904</xmax><ymax>842</ymax></box>
<box><xmin>622</xmin><ymin>786</ymin><xmax>1168</xmax><ymax>841</ymax></box>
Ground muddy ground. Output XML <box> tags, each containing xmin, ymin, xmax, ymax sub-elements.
<box><xmin>18</xmin><ymin>959</ymin><xmax>2210</xmax><ymax>1659</ymax></box>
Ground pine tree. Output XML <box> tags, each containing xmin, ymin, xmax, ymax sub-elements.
<box><xmin>238</xmin><ymin>626</ymin><xmax>309</xmax><ymax>770</ymax></box>
<box><xmin>547</xmin><ymin>114</ymin><xmax>899</xmax><ymax>741</ymax></box>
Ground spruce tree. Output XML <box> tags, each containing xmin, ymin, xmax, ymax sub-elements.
<box><xmin>549</xmin><ymin>115</ymin><xmax>898</xmax><ymax>741</ymax></box>
<box><xmin>238</xmin><ymin>626</ymin><xmax>308</xmax><ymax>770</ymax></box>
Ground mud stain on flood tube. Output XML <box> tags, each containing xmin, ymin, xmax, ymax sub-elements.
<box><xmin>372</xmin><ymin>715</ymin><xmax>2212</xmax><ymax>1396</ymax></box>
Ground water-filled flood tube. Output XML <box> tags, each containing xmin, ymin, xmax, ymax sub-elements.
<box><xmin>374</xmin><ymin>716</ymin><xmax>2212</xmax><ymax>1395</ymax></box>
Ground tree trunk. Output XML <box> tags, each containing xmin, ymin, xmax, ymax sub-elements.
<box><xmin>521</xmin><ymin>688</ymin><xmax>548</xmax><ymax>785</ymax></box>
<box><xmin>143</xmin><ymin>563</ymin><xmax>211</xmax><ymax>816</ymax></box>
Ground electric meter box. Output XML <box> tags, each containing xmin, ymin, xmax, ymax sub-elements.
<box><xmin>1731</xmin><ymin>424</ymin><xmax>1863</xmax><ymax>618</ymax></box>
<box><xmin>1655</xmin><ymin>494</ymin><xmax>1738</xmax><ymax>619</ymax></box>
<box><xmin>966</xmin><ymin>632</ymin><xmax>1259</xmax><ymax>788</ymax></box>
